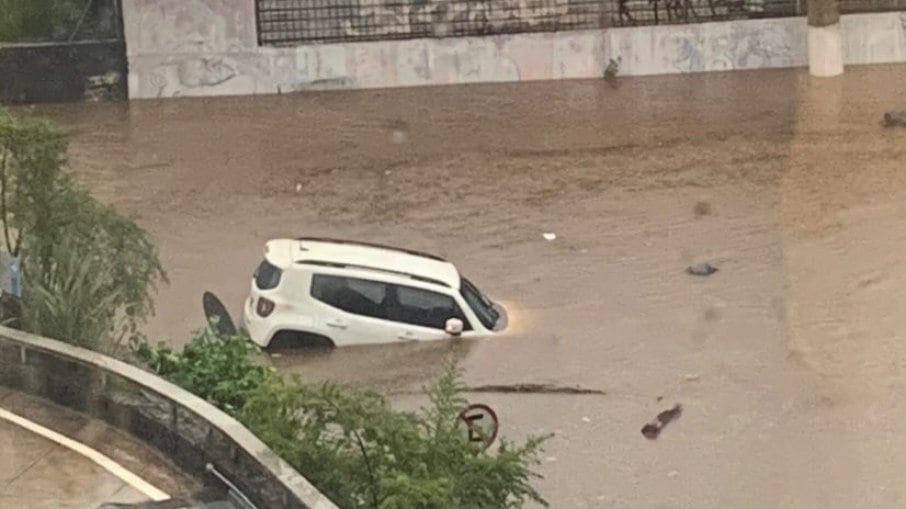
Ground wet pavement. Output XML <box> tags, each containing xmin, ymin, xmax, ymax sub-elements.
<box><xmin>0</xmin><ymin>418</ymin><xmax>147</xmax><ymax>508</ymax></box>
<box><xmin>20</xmin><ymin>63</ymin><xmax>906</xmax><ymax>507</ymax></box>
<box><xmin>0</xmin><ymin>388</ymin><xmax>197</xmax><ymax>509</ymax></box>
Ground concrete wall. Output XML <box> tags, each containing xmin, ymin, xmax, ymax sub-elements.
<box><xmin>122</xmin><ymin>0</ymin><xmax>906</xmax><ymax>99</ymax></box>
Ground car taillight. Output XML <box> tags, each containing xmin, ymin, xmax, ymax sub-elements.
<box><xmin>256</xmin><ymin>297</ymin><xmax>275</xmax><ymax>317</ymax></box>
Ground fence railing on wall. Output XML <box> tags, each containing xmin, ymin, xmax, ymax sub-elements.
<box><xmin>254</xmin><ymin>0</ymin><xmax>906</xmax><ymax>45</ymax></box>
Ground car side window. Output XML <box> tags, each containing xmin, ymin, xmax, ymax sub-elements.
<box><xmin>390</xmin><ymin>284</ymin><xmax>472</xmax><ymax>330</ymax></box>
<box><xmin>311</xmin><ymin>274</ymin><xmax>388</xmax><ymax>320</ymax></box>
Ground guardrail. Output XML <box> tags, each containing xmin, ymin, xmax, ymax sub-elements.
<box><xmin>0</xmin><ymin>326</ymin><xmax>337</xmax><ymax>509</ymax></box>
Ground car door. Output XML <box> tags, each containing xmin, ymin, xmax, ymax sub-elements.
<box><xmin>308</xmin><ymin>273</ymin><xmax>405</xmax><ymax>346</ymax></box>
<box><xmin>387</xmin><ymin>283</ymin><xmax>473</xmax><ymax>341</ymax></box>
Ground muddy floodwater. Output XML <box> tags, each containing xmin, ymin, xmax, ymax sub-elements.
<box><xmin>27</xmin><ymin>64</ymin><xmax>906</xmax><ymax>508</ymax></box>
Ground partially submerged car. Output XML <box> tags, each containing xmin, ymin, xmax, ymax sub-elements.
<box><xmin>241</xmin><ymin>237</ymin><xmax>507</xmax><ymax>349</ymax></box>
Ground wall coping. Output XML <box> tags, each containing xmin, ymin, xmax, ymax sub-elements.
<box><xmin>0</xmin><ymin>325</ymin><xmax>338</xmax><ymax>509</ymax></box>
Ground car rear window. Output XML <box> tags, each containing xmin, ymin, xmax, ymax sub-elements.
<box><xmin>254</xmin><ymin>260</ymin><xmax>282</xmax><ymax>290</ymax></box>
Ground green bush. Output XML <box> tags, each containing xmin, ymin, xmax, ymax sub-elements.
<box><xmin>0</xmin><ymin>106</ymin><xmax>166</xmax><ymax>354</ymax></box>
<box><xmin>132</xmin><ymin>329</ymin><xmax>274</xmax><ymax>415</ymax></box>
<box><xmin>0</xmin><ymin>0</ymin><xmax>119</xmax><ymax>43</ymax></box>
<box><xmin>134</xmin><ymin>332</ymin><xmax>550</xmax><ymax>509</ymax></box>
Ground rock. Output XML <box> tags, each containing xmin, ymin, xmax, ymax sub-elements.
<box><xmin>687</xmin><ymin>262</ymin><xmax>718</xmax><ymax>276</ymax></box>
<box><xmin>882</xmin><ymin>111</ymin><xmax>906</xmax><ymax>127</ymax></box>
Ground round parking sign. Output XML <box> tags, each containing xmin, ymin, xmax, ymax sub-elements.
<box><xmin>457</xmin><ymin>403</ymin><xmax>499</xmax><ymax>450</ymax></box>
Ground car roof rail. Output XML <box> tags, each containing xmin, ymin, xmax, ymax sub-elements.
<box><xmin>295</xmin><ymin>237</ymin><xmax>447</xmax><ymax>262</ymax></box>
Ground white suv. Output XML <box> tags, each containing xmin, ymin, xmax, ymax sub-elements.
<box><xmin>241</xmin><ymin>237</ymin><xmax>507</xmax><ymax>349</ymax></box>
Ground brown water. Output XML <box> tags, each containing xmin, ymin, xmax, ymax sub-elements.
<box><xmin>27</xmin><ymin>64</ymin><xmax>906</xmax><ymax>508</ymax></box>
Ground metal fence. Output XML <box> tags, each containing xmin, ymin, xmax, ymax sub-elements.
<box><xmin>254</xmin><ymin>0</ymin><xmax>906</xmax><ymax>45</ymax></box>
<box><xmin>255</xmin><ymin>0</ymin><xmax>611</xmax><ymax>45</ymax></box>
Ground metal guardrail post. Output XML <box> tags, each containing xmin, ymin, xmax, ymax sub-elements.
<box><xmin>206</xmin><ymin>463</ymin><xmax>259</xmax><ymax>509</ymax></box>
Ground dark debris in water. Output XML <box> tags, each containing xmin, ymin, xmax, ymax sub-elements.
<box><xmin>641</xmin><ymin>403</ymin><xmax>683</xmax><ymax>440</ymax></box>
<box><xmin>882</xmin><ymin>111</ymin><xmax>906</xmax><ymax>127</ymax></box>
<box><xmin>687</xmin><ymin>262</ymin><xmax>718</xmax><ymax>276</ymax></box>
<box><xmin>464</xmin><ymin>383</ymin><xmax>607</xmax><ymax>395</ymax></box>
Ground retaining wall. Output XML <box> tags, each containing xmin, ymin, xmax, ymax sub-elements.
<box><xmin>121</xmin><ymin>0</ymin><xmax>906</xmax><ymax>99</ymax></box>
<box><xmin>0</xmin><ymin>40</ymin><xmax>127</xmax><ymax>104</ymax></box>
<box><xmin>0</xmin><ymin>326</ymin><xmax>337</xmax><ymax>509</ymax></box>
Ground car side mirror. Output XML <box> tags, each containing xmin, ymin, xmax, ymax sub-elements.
<box><xmin>445</xmin><ymin>318</ymin><xmax>464</xmax><ymax>337</ymax></box>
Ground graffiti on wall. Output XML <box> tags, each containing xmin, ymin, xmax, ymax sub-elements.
<box><xmin>658</xmin><ymin>22</ymin><xmax>796</xmax><ymax>73</ymax></box>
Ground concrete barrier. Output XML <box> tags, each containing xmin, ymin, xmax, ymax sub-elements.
<box><xmin>121</xmin><ymin>0</ymin><xmax>906</xmax><ymax>99</ymax></box>
<box><xmin>0</xmin><ymin>325</ymin><xmax>337</xmax><ymax>509</ymax></box>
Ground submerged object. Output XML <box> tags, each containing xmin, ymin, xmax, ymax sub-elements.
<box><xmin>641</xmin><ymin>403</ymin><xmax>683</xmax><ymax>440</ymax></box>
<box><xmin>687</xmin><ymin>262</ymin><xmax>718</xmax><ymax>276</ymax></box>
<box><xmin>882</xmin><ymin>111</ymin><xmax>906</xmax><ymax>127</ymax></box>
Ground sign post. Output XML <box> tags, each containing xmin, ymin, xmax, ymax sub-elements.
<box><xmin>457</xmin><ymin>403</ymin><xmax>499</xmax><ymax>451</ymax></box>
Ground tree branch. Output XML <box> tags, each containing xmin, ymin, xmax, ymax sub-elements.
<box><xmin>323</xmin><ymin>393</ymin><xmax>381</xmax><ymax>509</ymax></box>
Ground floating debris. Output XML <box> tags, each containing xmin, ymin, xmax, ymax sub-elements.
<box><xmin>882</xmin><ymin>111</ymin><xmax>906</xmax><ymax>127</ymax></box>
<box><xmin>464</xmin><ymin>383</ymin><xmax>606</xmax><ymax>395</ymax></box>
<box><xmin>542</xmin><ymin>233</ymin><xmax>557</xmax><ymax>241</ymax></box>
<box><xmin>692</xmin><ymin>201</ymin><xmax>712</xmax><ymax>217</ymax></box>
<box><xmin>641</xmin><ymin>403</ymin><xmax>683</xmax><ymax>440</ymax></box>
<box><xmin>687</xmin><ymin>262</ymin><xmax>718</xmax><ymax>276</ymax></box>
<box><xmin>391</xmin><ymin>129</ymin><xmax>408</xmax><ymax>144</ymax></box>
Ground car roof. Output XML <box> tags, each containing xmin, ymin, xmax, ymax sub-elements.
<box><xmin>264</xmin><ymin>237</ymin><xmax>462</xmax><ymax>289</ymax></box>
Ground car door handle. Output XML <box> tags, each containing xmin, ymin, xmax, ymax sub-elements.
<box><xmin>398</xmin><ymin>331</ymin><xmax>415</xmax><ymax>341</ymax></box>
<box><xmin>326</xmin><ymin>321</ymin><xmax>347</xmax><ymax>330</ymax></box>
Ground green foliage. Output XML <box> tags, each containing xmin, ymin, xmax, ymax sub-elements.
<box><xmin>0</xmin><ymin>106</ymin><xmax>166</xmax><ymax>354</ymax></box>
<box><xmin>132</xmin><ymin>329</ymin><xmax>273</xmax><ymax>415</ymax></box>
<box><xmin>134</xmin><ymin>333</ymin><xmax>550</xmax><ymax>509</ymax></box>
<box><xmin>0</xmin><ymin>0</ymin><xmax>119</xmax><ymax>43</ymax></box>
<box><xmin>20</xmin><ymin>235</ymin><xmax>125</xmax><ymax>351</ymax></box>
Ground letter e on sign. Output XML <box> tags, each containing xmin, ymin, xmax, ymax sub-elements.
<box><xmin>457</xmin><ymin>403</ymin><xmax>499</xmax><ymax>450</ymax></box>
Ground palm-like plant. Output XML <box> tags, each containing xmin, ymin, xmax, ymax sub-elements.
<box><xmin>21</xmin><ymin>237</ymin><xmax>129</xmax><ymax>353</ymax></box>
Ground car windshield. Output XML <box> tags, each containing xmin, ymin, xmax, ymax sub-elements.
<box><xmin>460</xmin><ymin>277</ymin><xmax>500</xmax><ymax>330</ymax></box>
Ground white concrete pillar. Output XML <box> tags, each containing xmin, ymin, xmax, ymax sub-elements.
<box><xmin>807</xmin><ymin>0</ymin><xmax>843</xmax><ymax>77</ymax></box>
<box><xmin>808</xmin><ymin>24</ymin><xmax>844</xmax><ymax>77</ymax></box>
